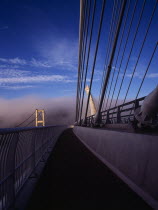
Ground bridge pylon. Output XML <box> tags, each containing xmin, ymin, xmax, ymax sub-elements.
<box><xmin>35</xmin><ymin>109</ymin><xmax>45</xmax><ymax>127</ymax></box>
<box><xmin>85</xmin><ymin>85</ymin><xmax>97</xmax><ymax>116</ymax></box>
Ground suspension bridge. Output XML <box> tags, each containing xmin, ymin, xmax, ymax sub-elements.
<box><xmin>0</xmin><ymin>0</ymin><xmax>158</xmax><ymax>209</ymax></box>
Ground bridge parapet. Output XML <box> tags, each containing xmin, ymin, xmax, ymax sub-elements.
<box><xmin>82</xmin><ymin>96</ymin><xmax>145</xmax><ymax>128</ymax></box>
<box><xmin>0</xmin><ymin>125</ymin><xmax>67</xmax><ymax>210</ymax></box>
<box><xmin>81</xmin><ymin>96</ymin><xmax>158</xmax><ymax>132</ymax></box>
<box><xmin>73</xmin><ymin>126</ymin><xmax>158</xmax><ymax>209</ymax></box>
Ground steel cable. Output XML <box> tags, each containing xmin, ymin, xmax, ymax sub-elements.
<box><xmin>100</xmin><ymin>0</ymin><xmax>122</xmax><ymax>111</ymax></box>
<box><xmin>77</xmin><ymin>0</ymin><xmax>92</xmax><ymax>120</ymax></box>
<box><xmin>108</xmin><ymin>0</ymin><xmax>138</xmax><ymax>110</ymax></box>
<box><xmin>79</xmin><ymin>0</ymin><xmax>97</xmax><ymax>122</ymax></box>
<box><xmin>15</xmin><ymin>112</ymin><xmax>35</xmax><ymax>128</ymax></box>
<box><xmin>96</xmin><ymin>0</ymin><xmax>127</xmax><ymax>117</ymax></box>
<box><xmin>104</xmin><ymin>0</ymin><xmax>131</xmax><ymax>111</ymax></box>
<box><xmin>122</xmin><ymin>1</ymin><xmax>158</xmax><ymax>105</ymax></box>
<box><xmin>114</xmin><ymin>0</ymin><xmax>146</xmax><ymax>108</ymax></box>
<box><xmin>98</xmin><ymin>0</ymin><xmax>119</xmax><ymax>108</ymax></box>
<box><xmin>76</xmin><ymin>0</ymin><xmax>86</xmax><ymax>121</ymax></box>
<box><xmin>84</xmin><ymin>0</ymin><xmax>106</xmax><ymax>119</ymax></box>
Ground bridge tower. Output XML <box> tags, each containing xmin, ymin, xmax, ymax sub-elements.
<box><xmin>35</xmin><ymin>109</ymin><xmax>45</xmax><ymax>127</ymax></box>
<box><xmin>85</xmin><ymin>85</ymin><xmax>97</xmax><ymax>116</ymax></box>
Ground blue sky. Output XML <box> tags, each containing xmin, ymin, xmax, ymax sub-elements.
<box><xmin>0</xmin><ymin>0</ymin><xmax>157</xmax><ymax>104</ymax></box>
<box><xmin>0</xmin><ymin>0</ymin><xmax>79</xmax><ymax>99</ymax></box>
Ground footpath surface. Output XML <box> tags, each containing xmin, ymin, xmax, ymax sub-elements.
<box><xmin>27</xmin><ymin>128</ymin><xmax>151</xmax><ymax>210</ymax></box>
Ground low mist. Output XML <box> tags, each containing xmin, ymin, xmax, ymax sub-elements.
<box><xmin>0</xmin><ymin>96</ymin><xmax>76</xmax><ymax>128</ymax></box>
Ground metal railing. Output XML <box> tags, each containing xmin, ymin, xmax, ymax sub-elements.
<box><xmin>85</xmin><ymin>96</ymin><xmax>146</xmax><ymax>127</ymax></box>
<box><xmin>0</xmin><ymin>126</ymin><xmax>64</xmax><ymax>210</ymax></box>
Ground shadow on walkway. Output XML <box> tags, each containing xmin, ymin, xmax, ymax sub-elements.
<box><xmin>27</xmin><ymin>128</ymin><xmax>151</xmax><ymax>210</ymax></box>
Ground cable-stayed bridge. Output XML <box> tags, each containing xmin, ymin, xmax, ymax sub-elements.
<box><xmin>0</xmin><ymin>0</ymin><xmax>158</xmax><ymax>209</ymax></box>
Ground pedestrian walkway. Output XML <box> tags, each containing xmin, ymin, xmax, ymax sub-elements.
<box><xmin>27</xmin><ymin>128</ymin><xmax>151</xmax><ymax>210</ymax></box>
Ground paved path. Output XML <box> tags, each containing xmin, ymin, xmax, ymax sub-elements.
<box><xmin>27</xmin><ymin>128</ymin><xmax>151</xmax><ymax>210</ymax></box>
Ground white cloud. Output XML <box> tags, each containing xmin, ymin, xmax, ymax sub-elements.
<box><xmin>0</xmin><ymin>74</ymin><xmax>75</xmax><ymax>84</ymax></box>
<box><xmin>0</xmin><ymin>57</ymin><xmax>27</xmax><ymax>65</ymax></box>
<box><xmin>0</xmin><ymin>69</ymin><xmax>30</xmax><ymax>77</ymax></box>
<box><xmin>1</xmin><ymin>85</ymin><xmax>34</xmax><ymax>90</ymax></box>
<box><xmin>125</xmin><ymin>72</ymin><xmax>143</xmax><ymax>79</ymax></box>
<box><xmin>0</xmin><ymin>38</ymin><xmax>78</xmax><ymax>71</ymax></box>
<box><xmin>37</xmin><ymin>37</ymin><xmax>78</xmax><ymax>71</ymax></box>
<box><xmin>30</xmin><ymin>58</ymin><xmax>52</xmax><ymax>68</ymax></box>
<box><xmin>147</xmin><ymin>73</ymin><xmax>158</xmax><ymax>78</ymax></box>
<box><xmin>125</xmin><ymin>72</ymin><xmax>158</xmax><ymax>79</ymax></box>
<box><xmin>0</xmin><ymin>64</ymin><xmax>20</xmax><ymax>69</ymax></box>
<box><xmin>0</xmin><ymin>57</ymin><xmax>52</xmax><ymax>68</ymax></box>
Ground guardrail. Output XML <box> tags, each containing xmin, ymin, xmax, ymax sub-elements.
<box><xmin>0</xmin><ymin>126</ymin><xmax>64</xmax><ymax>210</ymax></box>
<box><xmin>85</xmin><ymin>96</ymin><xmax>146</xmax><ymax>127</ymax></box>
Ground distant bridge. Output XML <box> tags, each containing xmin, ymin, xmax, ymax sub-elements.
<box><xmin>0</xmin><ymin>0</ymin><xmax>158</xmax><ymax>209</ymax></box>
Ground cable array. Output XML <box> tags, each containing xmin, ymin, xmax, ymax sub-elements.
<box><xmin>76</xmin><ymin>0</ymin><xmax>158</xmax><ymax>125</ymax></box>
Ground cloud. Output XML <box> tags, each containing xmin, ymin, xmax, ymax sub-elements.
<box><xmin>0</xmin><ymin>69</ymin><xmax>30</xmax><ymax>77</ymax></box>
<box><xmin>125</xmin><ymin>72</ymin><xmax>143</xmax><ymax>79</ymax></box>
<box><xmin>37</xmin><ymin>37</ymin><xmax>78</xmax><ymax>71</ymax></box>
<box><xmin>30</xmin><ymin>58</ymin><xmax>51</xmax><ymax>68</ymax></box>
<box><xmin>0</xmin><ymin>64</ymin><xmax>20</xmax><ymax>69</ymax></box>
<box><xmin>1</xmin><ymin>85</ymin><xmax>35</xmax><ymax>90</ymax></box>
<box><xmin>0</xmin><ymin>57</ymin><xmax>27</xmax><ymax>65</ymax></box>
<box><xmin>125</xmin><ymin>72</ymin><xmax>158</xmax><ymax>79</ymax></box>
<box><xmin>147</xmin><ymin>73</ymin><xmax>158</xmax><ymax>78</ymax></box>
<box><xmin>0</xmin><ymin>38</ymin><xmax>78</xmax><ymax>71</ymax></box>
<box><xmin>0</xmin><ymin>74</ymin><xmax>75</xmax><ymax>84</ymax></box>
<box><xmin>0</xmin><ymin>57</ymin><xmax>52</xmax><ymax>68</ymax></box>
<box><xmin>0</xmin><ymin>96</ymin><xmax>76</xmax><ymax>128</ymax></box>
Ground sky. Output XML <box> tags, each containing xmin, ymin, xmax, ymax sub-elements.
<box><xmin>0</xmin><ymin>0</ymin><xmax>79</xmax><ymax>99</ymax></box>
<box><xmin>0</xmin><ymin>0</ymin><xmax>158</xmax><ymax>127</ymax></box>
<box><xmin>0</xmin><ymin>0</ymin><xmax>157</xmax><ymax>101</ymax></box>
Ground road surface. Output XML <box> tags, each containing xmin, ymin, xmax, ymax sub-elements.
<box><xmin>27</xmin><ymin>128</ymin><xmax>151</xmax><ymax>210</ymax></box>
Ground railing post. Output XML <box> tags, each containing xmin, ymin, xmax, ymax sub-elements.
<box><xmin>134</xmin><ymin>99</ymin><xmax>139</xmax><ymax>110</ymax></box>
<box><xmin>133</xmin><ymin>99</ymin><xmax>140</xmax><ymax>123</ymax></box>
<box><xmin>117</xmin><ymin>106</ymin><xmax>121</xmax><ymax>123</ymax></box>
<box><xmin>105</xmin><ymin>110</ymin><xmax>110</xmax><ymax>124</ymax></box>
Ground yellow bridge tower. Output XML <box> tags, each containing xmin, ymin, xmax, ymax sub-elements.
<box><xmin>35</xmin><ymin>109</ymin><xmax>45</xmax><ymax>127</ymax></box>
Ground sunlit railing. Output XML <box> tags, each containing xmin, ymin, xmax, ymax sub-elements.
<box><xmin>0</xmin><ymin>125</ymin><xmax>65</xmax><ymax>210</ymax></box>
<box><xmin>85</xmin><ymin>96</ymin><xmax>146</xmax><ymax>127</ymax></box>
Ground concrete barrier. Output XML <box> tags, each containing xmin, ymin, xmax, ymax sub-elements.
<box><xmin>73</xmin><ymin>126</ymin><xmax>158</xmax><ymax>209</ymax></box>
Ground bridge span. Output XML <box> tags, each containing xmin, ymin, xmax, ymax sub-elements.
<box><xmin>0</xmin><ymin>0</ymin><xmax>158</xmax><ymax>209</ymax></box>
<box><xmin>26</xmin><ymin>128</ymin><xmax>150</xmax><ymax>210</ymax></box>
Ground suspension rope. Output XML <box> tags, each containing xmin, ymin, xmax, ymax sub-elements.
<box><xmin>122</xmin><ymin>1</ymin><xmax>158</xmax><ymax>105</ymax></box>
<box><xmin>79</xmin><ymin>0</ymin><xmax>96</xmax><ymax>123</ymax></box>
<box><xmin>84</xmin><ymin>0</ymin><xmax>106</xmax><ymax>119</ymax></box>
<box><xmin>76</xmin><ymin>0</ymin><xmax>85</xmax><ymax>122</ymax></box>
<box><xmin>78</xmin><ymin>0</ymin><xmax>88</xmax><ymax>96</ymax></box>
<box><xmin>101</xmin><ymin>0</ymin><xmax>127</xmax><ymax>110</ymax></box>
<box><xmin>77</xmin><ymin>0</ymin><xmax>92</xmax><ymax>121</ymax></box>
<box><xmin>104</xmin><ymin>0</ymin><xmax>131</xmax><ymax>111</ymax></box>
<box><xmin>96</xmin><ymin>0</ymin><xmax>127</xmax><ymax>118</ymax></box>
<box><xmin>99</xmin><ymin>0</ymin><xmax>122</xmax><ymax>111</ymax></box>
<box><xmin>108</xmin><ymin>0</ymin><xmax>138</xmax><ymax>110</ymax></box>
<box><xmin>114</xmin><ymin>0</ymin><xmax>146</xmax><ymax>108</ymax></box>
<box><xmin>98</xmin><ymin>0</ymin><xmax>119</xmax><ymax>108</ymax></box>
<box><xmin>136</xmin><ymin>43</ymin><xmax>158</xmax><ymax>99</ymax></box>
<box><xmin>24</xmin><ymin>111</ymin><xmax>42</xmax><ymax>127</ymax></box>
<box><xmin>15</xmin><ymin>112</ymin><xmax>35</xmax><ymax>128</ymax></box>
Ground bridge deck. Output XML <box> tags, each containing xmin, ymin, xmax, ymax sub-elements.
<box><xmin>27</xmin><ymin>128</ymin><xmax>151</xmax><ymax>210</ymax></box>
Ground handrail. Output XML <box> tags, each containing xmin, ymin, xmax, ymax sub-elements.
<box><xmin>83</xmin><ymin>96</ymin><xmax>146</xmax><ymax>126</ymax></box>
<box><xmin>0</xmin><ymin>125</ymin><xmax>65</xmax><ymax>209</ymax></box>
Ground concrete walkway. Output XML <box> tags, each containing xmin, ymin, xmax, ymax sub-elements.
<box><xmin>27</xmin><ymin>128</ymin><xmax>151</xmax><ymax>210</ymax></box>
